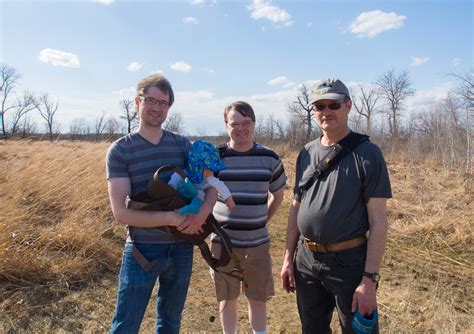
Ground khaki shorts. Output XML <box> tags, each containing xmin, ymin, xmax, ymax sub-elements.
<box><xmin>210</xmin><ymin>242</ymin><xmax>274</xmax><ymax>302</ymax></box>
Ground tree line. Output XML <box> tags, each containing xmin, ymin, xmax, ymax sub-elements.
<box><xmin>1</xmin><ymin>63</ymin><xmax>472</xmax><ymax>172</ymax></box>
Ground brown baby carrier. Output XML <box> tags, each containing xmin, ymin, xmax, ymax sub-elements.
<box><xmin>125</xmin><ymin>165</ymin><xmax>233</xmax><ymax>272</ymax></box>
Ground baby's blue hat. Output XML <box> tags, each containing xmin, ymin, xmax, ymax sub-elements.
<box><xmin>186</xmin><ymin>140</ymin><xmax>225</xmax><ymax>184</ymax></box>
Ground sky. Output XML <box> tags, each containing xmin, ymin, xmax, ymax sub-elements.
<box><xmin>1</xmin><ymin>0</ymin><xmax>472</xmax><ymax>135</ymax></box>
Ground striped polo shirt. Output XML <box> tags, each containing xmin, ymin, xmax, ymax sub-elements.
<box><xmin>106</xmin><ymin>131</ymin><xmax>191</xmax><ymax>243</ymax></box>
<box><xmin>211</xmin><ymin>142</ymin><xmax>287</xmax><ymax>248</ymax></box>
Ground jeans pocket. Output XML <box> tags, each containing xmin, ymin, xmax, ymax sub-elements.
<box><xmin>332</xmin><ymin>245</ymin><xmax>366</xmax><ymax>267</ymax></box>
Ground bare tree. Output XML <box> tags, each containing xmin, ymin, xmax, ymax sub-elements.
<box><xmin>1</xmin><ymin>64</ymin><xmax>21</xmax><ymax>137</ymax></box>
<box><xmin>33</xmin><ymin>93</ymin><xmax>59</xmax><ymax>141</ymax></box>
<box><xmin>351</xmin><ymin>84</ymin><xmax>380</xmax><ymax>136</ymax></box>
<box><xmin>9</xmin><ymin>91</ymin><xmax>35</xmax><ymax>136</ymax></box>
<box><xmin>69</xmin><ymin>117</ymin><xmax>91</xmax><ymax>140</ymax></box>
<box><xmin>450</xmin><ymin>70</ymin><xmax>474</xmax><ymax>107</ymax></box>
<box><xmin>120</xmin><ymin>98</ymin><xmax>137</xmax><ymax>134</ymax></box>
<box><xmin>288</xmin><ymin>84</ymin><xmax>315</xmax><ymax>143</ymax></box>
<box><xmin>93</xmin><ymin>112</ymin><xmax>107</xmax><ymax>141</ymax></box>
<box><xmin>104</xmin><ymin>116</ymin><xmax>122</xmax><ymax>140</ymax></box>
<box><xmin>449</xmin><ymin>70</ymin><xmax>473</xmax><ymax>173</ymax></box>
<box><xmin>20</xmin><ymin>114</ymin><xmax>37</xmax><ymax>139</ymax></box>
<box><xmin>376</xmin><ymin>69</ymin><xmax>415</xmax><ymax>139</ymax></box>
<box><xmin>163</xmin><ymin>111</ymin><xmax>184</xmax><ymax>133</ymax></box>
<box><xmin>286</xmin><ymin>114</ymin><xmax>307</xmax><ymax>148</ymax></box>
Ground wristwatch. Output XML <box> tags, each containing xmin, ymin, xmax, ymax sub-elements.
<box><xmin>363</xmin><ymin>271</ymin><xmax>381</xmax><ymax>283</ymax></box>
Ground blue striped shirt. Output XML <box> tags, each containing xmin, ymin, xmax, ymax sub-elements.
<box><xmin>106</xmin><ymin>131</ymin><xmax>191</xmax><ymax>243</ymax></box>
<box><xmin>211</xmin><ymin>143</ymin><xmax>287</xmax><ymax>248</ymax></box>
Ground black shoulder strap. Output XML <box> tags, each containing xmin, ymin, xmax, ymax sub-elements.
<box><xmin>217</xmin><ymin>143</ymin><xmax>227</xmax><ymax>158</ymax></box>
<box><xmin>300</xmin><ymin>132</ymin><xmax>369</xmax><ymax>194</ymax></box>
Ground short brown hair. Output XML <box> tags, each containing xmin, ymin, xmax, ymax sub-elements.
<box><xmin>137</xmin><ymin>75</ymin><xmax>175</xmax><ymax>106</ymax></box>
<box><xmin>224</xmin><ymin>101</ymin><xmax>255</xmax><ymax>123</ymax></box>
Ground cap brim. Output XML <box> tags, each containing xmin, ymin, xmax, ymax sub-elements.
<box><xmin>309</xmin><ymin>93</ymin><xmax>346</xmax><ymax>105</ymax></box>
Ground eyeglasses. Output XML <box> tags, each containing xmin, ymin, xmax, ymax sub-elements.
<box><xmin>227</xmin><ymin>121</ymin><xmax>254</xmax><ymax>129</ymax></box>
<box><xmin>312</xmin><ymin>101</ymin><xmax>343</xmax><ymax>112</ymax></box>
<box><xmin>139</xmin><ymin>96</ymin><xmax>170</xmax><ymax>109</ymax></box>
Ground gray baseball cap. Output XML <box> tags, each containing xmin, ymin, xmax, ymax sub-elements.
<box><xmin>309</xmin><ymin>78</ymin><xmax>350</xmax><ymax>105</ymax></box>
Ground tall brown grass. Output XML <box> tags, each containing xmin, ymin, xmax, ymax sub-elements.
<box><xmin>0</xmin><ymin>140</ymin><xmax>472</xmax><ymax>333</ymax></box>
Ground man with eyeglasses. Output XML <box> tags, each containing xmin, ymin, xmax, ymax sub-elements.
<box><xmin>281</xmin><ymin>78</ymin><xmax>392</xmax><ymax>333</ymax></box>
<box><xmin>106</xmin><ymin>74</ymin><xmax>217</xmax><ymax>333</ymax></box>
<box><xmin>210</xmin><ymin>101</ymin><xmax>287</xmax><ymax>334</ymax></box>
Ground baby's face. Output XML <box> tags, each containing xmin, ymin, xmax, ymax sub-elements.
<box><xmin>203</xmin><ymin>168</ymin><xmax>213</xmax><ymax>178</ymax></box>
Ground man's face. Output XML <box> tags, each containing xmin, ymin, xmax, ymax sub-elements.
<box><xmin>225</xmin><ymin>109</ymin><xmax>255</xmax><ymax>146</ymax></box>
<box><xmin>135</xmin><ymin>86</ymin><xmax>170</xmax><ymax>128</ymax></box>
<box><xmin>313</xmin><ymin>99</ymin><xmax>351</xmax><ymax>132</ymax></box>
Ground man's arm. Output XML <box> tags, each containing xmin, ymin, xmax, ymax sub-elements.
<box><xmin>351</xmin><ymin>197</ymin><xmax>389</xmax><ymax>315</ymax></box>
<box><xmin>281</xmin><ymin>199</ymin><xmax>301</xmax><ymax>293</ymax></box>
<box><xmin>267</xmin><ymin>188</ymin><xmax>284</xmax><ymax>222</ymax></box>
<box><xmin>108</xmin><ymin>177</ymin><xmax>184</xmax><ymax>228</ymax></box>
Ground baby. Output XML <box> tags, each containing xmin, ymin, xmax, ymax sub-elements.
<box><xmin>169</xmin><ymin>140</ymin><xmax>235</xmax><ymax>215</ymax></box>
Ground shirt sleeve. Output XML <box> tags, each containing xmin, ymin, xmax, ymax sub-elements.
<box><xmin>359</xmin><ymin>143</ymin><xmax>393</xmax><ymax>202</ymax></box>
<box><xmin>269</xmin><ymin>156</ymin><xmax>287</xmax><ymax>193</ymax></box>
<box><xmin>106</xmin><ymin>141</ymin><xmax>129</xmax><ymax>180</ymax></box>
<box><xmin>168</xmin><ymin>172</ymin><xmax>183</xmax><ymax>190</ymax></box>
<box><xmin>206</xmin><ymin>176</ymin><xmax>232</xmax><ymax>200</ymax></box>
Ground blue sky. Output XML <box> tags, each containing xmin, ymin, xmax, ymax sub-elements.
<box><xmin>1</xmin><ymin>0</ymin><xmax>472</xmax><ymax>135</ymax></box>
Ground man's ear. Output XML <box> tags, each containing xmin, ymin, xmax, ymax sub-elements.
<box><xmin>346</xmin><ymin>99</ymin><xmax>352</xmax><ymax>111</ymax></box>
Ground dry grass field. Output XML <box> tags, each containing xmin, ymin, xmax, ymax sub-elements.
<box><xmin>0</xmin><ymin>140</ymin><xmax>472</xmax><ymax>333</ymax></box>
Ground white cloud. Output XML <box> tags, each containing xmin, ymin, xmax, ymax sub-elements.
<box><xmin>172</xmin><ymin>87</ymin><xmax>297</xmax><ymax>135</ymax></box>
<box><xmin>39</xmin><ymin>48</ymin><xmax>80</xmax><ymax>68</ymax></box>
<box><xmin>452</xmin><ymin>57</ymin><xmax>461</xmax><ymax>66</ymax></box>
<box><xmin>190</xmin><ymin>0</ymin><xmax>216</xmax><ymax>5</ymax></box>
<box><xmin>151</xmin><ymin>69</ymin><xmax>164</xmax><ymax>75</ymax></box>
<box><xmin>410</xmin><ymin>56</ymin><xmax>430</xmax><ymax>67</ymax></box>
<box><xmin>408</xmin><ymin>82</ymin><xmax>455</xmax><ymax>107</ymax></box>
<box><xmin>127</xmin><ymin>62</ymin><xmax>143</xmax><ymax>72</ymax></box>
<box><xmin>170</xmin><ymin>61</ymin><xmax>192</xmax><ymax>73</ymax></box>
<box><xmin>183</xmin><ymin>16</ymin><xmax>200</xmax><ymax>24</ymax></box>
<box><xmin>267</xmin><ymin>76</ymin><xmax>295</xmax><ymax>88</ymax></box>
<box><xmin>112</xmin><ymin>87</ymin><xmax>136</xmax><ymax>99</ymax></box>
<box><xmin>350</xmin><ymin>10</ymin><xmax>406</xmax><ymax>38</ymax></box>
<box><xmin>208</xmin><ymin>68</ymin><xmax>215</xmax><ymax>74</ymax></box>
<box><xmin>248</xmin><ymin>0</ymin><xmax>293</xmax><ymax>27</ymax></box>
<box><xmin>94</xmin><ymin>0</ymin><xmax>115</xmax><ymax>5</ymax></box>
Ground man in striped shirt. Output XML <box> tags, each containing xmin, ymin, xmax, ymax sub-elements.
<box><xmin>106</xmin><ymin>75</ymin><xmax>217</xmax><ymax>333</ymax></box>
<box><xmin>211</xmin><ymin>101</ymin><xmax>287</xmax><ymax>334</ymax></box>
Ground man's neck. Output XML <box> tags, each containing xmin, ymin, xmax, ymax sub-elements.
<box><xmin>138</xmin><ymin>125</ymin><xmax>163</xmax><ymax>145</ymax></box>
<box><xmin>321</xmin><ymin>128</ymin><xmax>351</xmax><ymax>146</ymax></box>
<box><xmin>228</xmin><ymin>140</ymin><xmax>254</xmax><ymax>152</ymax></box>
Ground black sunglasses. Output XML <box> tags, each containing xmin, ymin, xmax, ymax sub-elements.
<box><xmin>313</xmin><ymin>102</ymin><xmax>343</xmax><ymax>112</ymax></box>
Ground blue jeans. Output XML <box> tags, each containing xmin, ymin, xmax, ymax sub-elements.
<box><xmin>110</xmin><ymin>242</ymin><xmax>194</xmax><ymax>334</ymax></box>
<box><xmin>295</xmin><ymin>241</ymin><xmax>378</xmax><ymax>334</ymax></box>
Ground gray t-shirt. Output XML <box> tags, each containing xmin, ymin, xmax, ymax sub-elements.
<box><xmin>294</xmin><ymin>135</ymin><xmax>392</xmax><ymax>244</ymax></box>
<box><xmin>106</xmin><ymin>131</ymin><xmax>191</xmax><ymax>243</ymax></box>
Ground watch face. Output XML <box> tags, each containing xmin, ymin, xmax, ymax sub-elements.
<box><xmin>364</xmin><ymin>272</ymin><xmax>380</xmax><ymax>282</ymax></box>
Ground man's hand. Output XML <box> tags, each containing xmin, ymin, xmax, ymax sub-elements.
<box><xmin>281</xmin><ymin>253</ymin><xmax>296</xmax><ymax>293</ymax></box>
<box><xmin>351</xmin><ymin>277</ymin><xmax>377</xmax><ymax>316</ymax></box>
<box><xmin>175</xmin><ymin>214</ymin><xmax>204</xmax><ymax>234</ymax></box>
<box><xmin>176</xmin><ymin>200</ymin><xmax>209</xmax><ymax>235</ymax></box>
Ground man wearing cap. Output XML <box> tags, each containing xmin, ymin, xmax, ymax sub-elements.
<box><xmin>280</xmin><ymin>78</ymin><xmax>392</xmax><ymax>333</ymax></box>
